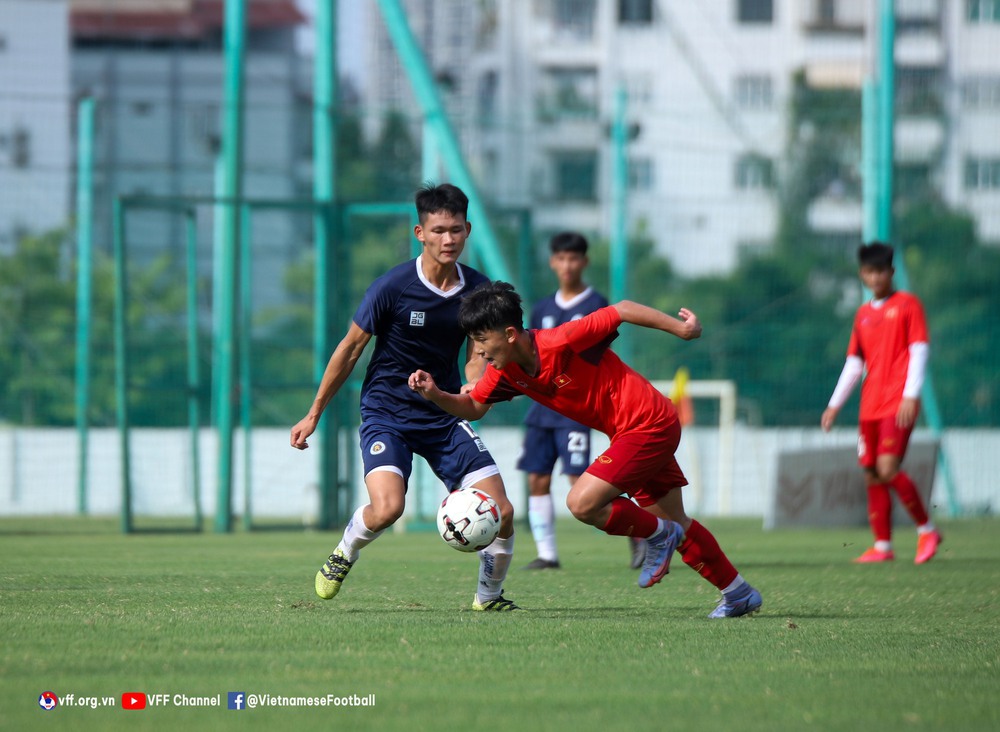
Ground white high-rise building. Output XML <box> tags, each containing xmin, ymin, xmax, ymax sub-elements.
<box><xmin>362</xmin><ymin>0</ymin><xmax>999</xmax><ymax>275</ymax></box>
<box><xmin>0</xmin><ymin>0</ymin><xmax>71</xmax><ymax>253</ymax></box>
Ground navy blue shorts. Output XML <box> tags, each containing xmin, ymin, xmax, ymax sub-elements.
<box><xmin>516</xmin><ymin>425</ymin><xmax>591</xmax><ymax>476</ymax></box>
<box><xmin>359</xmin><ymin>419</ymin><xmax>497</xmax><ymax>492</ymax></box>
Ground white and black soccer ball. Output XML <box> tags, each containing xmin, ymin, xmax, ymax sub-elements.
<box><xmin>436</xmin><ymin>488</ymin><xmax>501</xmax><ymax>552</ymax></box>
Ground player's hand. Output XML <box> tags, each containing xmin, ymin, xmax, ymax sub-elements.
<box><xmin>677</xmin><ymin>308</ymin><xmax>702</xmax><ymax>340</ymax></box>
<box><xmin>290</xmin><ymin>415</ymin><xmax>318</xmax><ymax>450</ymax></box>
<box><xmin>460</xmin><ymin>379</ymin><xmax>478</xmax><ymax>395</ymax></box>
<box><xmin>896</xmin><ymin>398</ymin><xmax>918</xmax><ymax>429</ymax></box>
<box><xmin>408</xmin><ymin>369</ymin><xmax>438</xmax><ymax>399</ymax></box>
<box><xmin>820</xmin><ymin>407</ymin><xmax>838</xmax><ymax>432</ymax></box>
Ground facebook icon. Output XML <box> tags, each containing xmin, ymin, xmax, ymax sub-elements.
<box><xmin>228</xmin><ymin>692</ymin><xmax>245</xmax><ymax>710</ymax></box>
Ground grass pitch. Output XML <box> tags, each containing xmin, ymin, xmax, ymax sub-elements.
<box><xmin>2</xmin><ymin>516</ymin><xmax>998</xmax><ymax>732</ymax></box>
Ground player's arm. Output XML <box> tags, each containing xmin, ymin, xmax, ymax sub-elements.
<box><xmin>821</xmin><ymin>355</ymin><xmax>864</xmax><ymax>431</ymax></box>
<box><xmin>613</xmin><ymin>301</ymin><xmax>702</xmax><ymax>341</ymax></box>
<box><xmin>291</xmin><ymin>323</ymin><xmax>372</xmax><ymax>449</ymax></box>
<box><xmin>408</xmin><ymin>369</ymin><xmax>492</xmax><ymax>421</ymax></box>
<box><xmin>462</xmin><ymin>336</ymin><xmax>486</xmax><ymax>394</ymax></box>
<box><xmin>898</xmin><ymin>342</ymin><xmax>929</xmax><ymax>428</ymax></box>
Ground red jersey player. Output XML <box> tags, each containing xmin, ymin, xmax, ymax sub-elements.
<box><xmin>821</xmin><ymin>242</ymin><xmax>942</xmax><ymax>564</ymax></box>
<box><xmin>409</xmin><ymin>281</ymin><xmax>762</xmax><ymax>618</ymax></box>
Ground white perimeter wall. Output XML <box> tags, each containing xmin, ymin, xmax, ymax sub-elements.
<box><xmin>2</xmin><ymin>426</ymin><xmax>997</xmax><ymax>524</ymax></box>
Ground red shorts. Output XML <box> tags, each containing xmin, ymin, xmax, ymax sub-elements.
<box><xmin>584</xmin><ymin>423</ymin><xmax>688</xmax><ymax>508</ymax></box>
<box><xmin>857</xmin><ymin>415</ymin><xmax>915</xmax><ymax>469</ymax></box>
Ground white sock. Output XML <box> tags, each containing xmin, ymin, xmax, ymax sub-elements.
<box><xmin>874</xmin><ymin>539</ymin><xmax>892</xmax><ymax>552</ymax></box>
<box><xmin>477</xmin><ymin>533</ymin><xmax>514</xmax><ymax>602</ymax></box>
<box><xmin>648</xmin><ymin>517</ymin><xmax>671</xmax><ymax>542</ymax></box>
<box><xmin>336</xmin><ymin>505</ymin><xmax>383</xmax><ymax>562</ymax></box>
<box><xmin>722</xmin><ymin>574</ymin><xmax>748</xmax><ymax>597</ymax></box>
<box><xmin>528</xmin><ymin>494</ymin><xmax>558</xmax><ymax>561</ymax></box>
<box><xmin>917</xmin><ymin>523</ymin><xmax>936</xmax><ymax>535</ymax></box>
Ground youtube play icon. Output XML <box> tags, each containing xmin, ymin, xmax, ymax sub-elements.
<box><xmin>122</xmin><ymin>692</ymin><xmax>147</xmax><ymax>710</ymax></box>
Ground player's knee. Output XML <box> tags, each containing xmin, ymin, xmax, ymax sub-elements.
<box><xmin>565</xmin><ymin>492</ymin><xmax>599</xmax><ymax>524</ymax></box>
<box><xmin>874</xmin><ymin>462</ymin><xmax>899</xmax><ymax>484</ymax></box>
<box><xmin>492</xmin><ymin>496</ymin><xmax>514</xmax><ymax>530</ymax></box>
<box><xmin>367</xmin><ymin>501</ymin><xmax>404</xmax><ymax>530</ymax></box>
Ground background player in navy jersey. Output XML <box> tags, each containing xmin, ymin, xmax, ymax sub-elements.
<box><xmin>290</xmin><ymin>183</ymin><xmax>519</xmax><ymax>611</ymax></box>
<box><xmin>517</xmin><ymin>233</ymin><xmax>644</xmax><ymax>569</ymax></box>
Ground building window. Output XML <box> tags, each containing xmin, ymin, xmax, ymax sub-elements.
<box><xmin>964</xmin><ymin>157</ymin><xmax>1000</xmax><ymax>190</ymax></box>
<box><xmin>734</xmin><ymin>74</ymin><xmax>773</xmax><ymax>110</ymax></box>
<box><xmin>962</xmin><ymin>77</ymin><xmax>1000</xmax><ymax>109</ymax></box>
<box><xmin>967</xmin><ymin>0</ymin><xmax>1000</xmax><ymax>22</ymax></box>
<box><xmin>735</xmin><ymin>153</ymin><xmax>775</xmax><ymax>190</ymax></box>
<box><xmin>477</xmin><ymin>71</ymin><xmax>499</xmax><ymax>127</ymax></box>
<box><xmin>737</xmin><ymin>0</ymin><xmax>774</xmax><ymax>23</ymax></box>
<box><xmin>10</xmin><ymin>126</ymin><xmax>30</xmax><ymax>169</ymax></box>
<box><xmin>553</xmin><ymin>0</ymin><xmax>596</xmax><ymax>40</ymax></box>
<box><xmin>619</xmin><ymin>0</ymin><xmax>653</xmax><ymax>24</ymax></box>
<box><xmin>628</xmin><ymin>157</ymin><xmax>654</xmax><ymax>190</ymax></box>
<box><xmin>817</xmin><ymin>0</ymin><xmax>837</xmax><ymax>24</ymax></box>
<box><xmin>553</xmin><ymin>151</ymin><xmax>598</xmax><ymax>201</ymax></box>
<box><xmin>537</xmin><ymin>67</ymin><xmax>599</xmax><ymax>122</ymax></box>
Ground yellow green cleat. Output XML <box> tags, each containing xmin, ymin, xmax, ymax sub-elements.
<box><xmin>472</xmin><ymin>593</ymin><xmax>520</xmax><ymax>611</ymax></box>
<box><xmin>315</xmin><ymin>548</ymin><xmax>353</xmax><ymax>600</ymax></box>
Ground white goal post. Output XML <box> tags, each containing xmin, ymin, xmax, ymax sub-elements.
<box><xmin>650</xmin><ymin>380</ymin><xmax>737</xmax><ymax>515</ymax></box>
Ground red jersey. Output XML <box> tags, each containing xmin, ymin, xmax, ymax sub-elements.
<box><xmin>469</xmin><ymin>306</ymin><xmax>678</xmax><ymax>439</ymax></box>
<box><xmin>847</xmin><ymin>291</ymin><xmax>929</xmax><ymax>421</ymax></box>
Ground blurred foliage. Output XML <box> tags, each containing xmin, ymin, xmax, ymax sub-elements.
<box><xmin>3</xmin><ymin>98</ymin><xmax>999</xmax><ymax>429</ymax></box>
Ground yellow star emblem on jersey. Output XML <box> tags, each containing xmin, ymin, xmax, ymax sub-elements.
<box><xmin>554</xmin><ymin>374</ymin><xmax>572</xmax><ymax>388</ymax></box>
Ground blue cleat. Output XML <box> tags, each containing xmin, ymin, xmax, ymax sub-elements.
<box><xmin>638</xmin><ymin>521</ymin><xmax>685</xmax><ymax>588</ymax></box>
<box><xmin>708</xmin><ymin>585</ymin><xmax>763</xmax><ymax>618</ymax></box>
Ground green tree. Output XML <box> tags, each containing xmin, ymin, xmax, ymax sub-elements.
<box><xmin>0</xmin><ymin>230</ymin><xmax>79</xmax><ymax>424</ymax></box>
<box><xmin>373</xmin><ymin>110</ymin><xmax>420</xmax><ymax>201</ymax></box>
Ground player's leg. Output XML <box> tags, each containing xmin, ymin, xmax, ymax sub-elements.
<box><xmin>431</xmin><ymin>419</ymin><xmax>519</xmax><ymax>611</ymax></box>
<box><xmin>467</xmin><ymin>472</ymin><xmax>519</xmax><ymax>610</ymax></box>
<box><xmin>518</xmin><ymin>426</ymin><xmax>560</xmax><ymax>568</ymax></box>
<box><xmin>525</xmin><ymin>472</ymin><xmax>561</xmax><ymax>568</ymax></box>
<box><xmin>855</xmin><ymin>420</ymin><xmax>895</xmax><ymax>562</ymax></box>
<box><xmin>315</xmin><ymin>471</ymin><xmax>408</xmax><ymax>600</ymax></box>
<box><xmin>315</xmin><ymin>428</ymin><xmax>412</xmax><ymax>600</ymax></box>
<box><xmin>644</xmin><ymin>489</ymin><xmax>761</xmax><ymax>618</ymax></box>
<box><xmin>567</xmin><ymin>471</ymin><xmax>683</xmax><ymax>588</ymax></box>
<box><xmin>872</xmin><ymin>418</ymin><xmax>941</xmax><ymax>563</ymax></box>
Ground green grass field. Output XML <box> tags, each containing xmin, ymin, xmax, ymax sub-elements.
<box><xmin>2</xmin><ymin>516</ymin><xmax>998</xmax><ymax>732</ymax></box>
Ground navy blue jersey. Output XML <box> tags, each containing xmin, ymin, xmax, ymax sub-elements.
<box><xmin>353</xmin><ymin>258</ymin><xmax>489</xmax><ymax>429</ymax></box>
<box><xmin>523</xmin><ymin>286</ymin><xmax>609</xmax><ymax>429</ymax></box>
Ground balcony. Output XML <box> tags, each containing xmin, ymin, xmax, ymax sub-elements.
<box><xmin>895</xmin><ymin>116</ymin><xmax>945</xmax><ymax>164</ymax></box>
<box><xmin>895</xmin><ymin>32</ymin><xmax>946</xmax><ymax>67</ymax></box>
<box><xmin>801</xmin><ymin>0</ymin><xmax>865</xmax><ymax>35</ymax></box>
<box><xmin>807</xmin><ymin>194</ymin><xmax>863</xmax><ymax>233</ymax></box>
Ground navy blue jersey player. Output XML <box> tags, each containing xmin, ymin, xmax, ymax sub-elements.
<box><xmin>291</xmin><ymin>183</ymin><xmax>518</xmax><ymax>611</ymax></box>
<box><xmin>517</xmin><ymin>232</ymin><xmax>644</xmax><ymax>570</ymax></box>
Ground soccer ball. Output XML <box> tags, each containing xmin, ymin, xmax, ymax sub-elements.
<box><xmin>436</xmin><ymin>488</ymin><xmax>501</xmax><ymax>552</ymax></box>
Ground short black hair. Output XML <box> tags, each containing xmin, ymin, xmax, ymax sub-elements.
<box><xmin>459</xmin><ymin>281</ymin><xmax>524</xmax><ymax>335</ymax></box>
<box><xmin>549</xmin><ymin>231</ymin><xmax>589</xmax><ymax>255</ymax></box>
<box><xmin>858</xmin><ymin>241</ymin><xmax>894</xmax><ymax>269</ymax></box>
<box><xmin>415</xmin><ymin>183</ymin><xmax>468</xmax><ymax>223</ymax></box>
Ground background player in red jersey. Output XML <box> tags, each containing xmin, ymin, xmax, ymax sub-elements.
<box><xmin>409</xmin><ymin>281</ymin><xmax>762</xmax><ymax>618</ymax></box>
<box><xmin>821</xmin><ymin>242</ymin><xmax>942</xmax><ymax>564</ymax></box>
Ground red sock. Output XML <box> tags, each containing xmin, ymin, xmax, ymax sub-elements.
<box><xmin>888</xmin><ymin>471</ymin><xmax>929</xmax><ymax>526</ymax></box>
<box><xmin>678</xmin><ymin>519</ymin><xmax>738</xmax><ymax>591</ymax></box>
<box><xmin>601</xmin><ymin>497</ymin><xmax>659</xmax><ymax>538</ymax></box>
<box><xmin>867</xmin><ymin>483</ymin><xmax>892</xmax><ymax>542</ymax></box>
